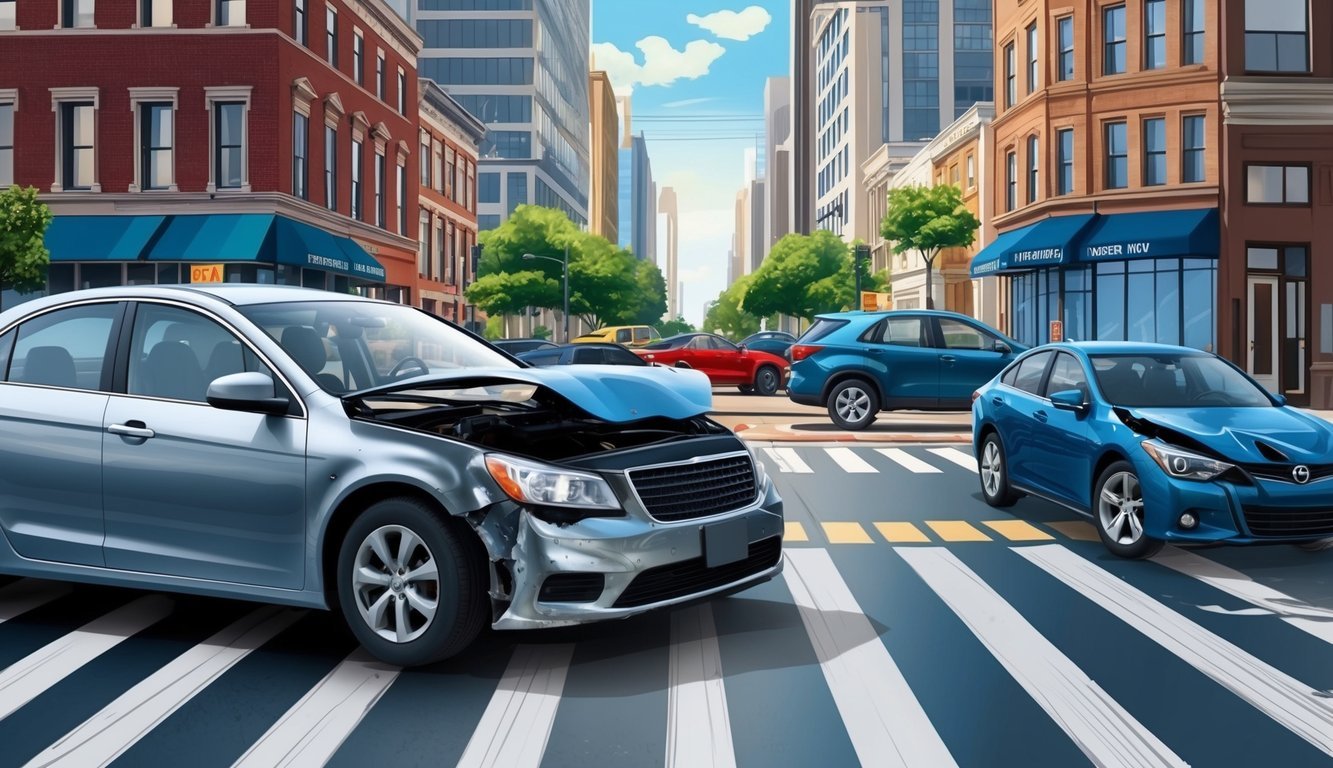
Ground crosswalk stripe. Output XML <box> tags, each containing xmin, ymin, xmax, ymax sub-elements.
<box><xmin>823</xmin><ymin>448</ymin><xmax>877</xmax><ymax>473</ymax></box>
<box><xmin>0</xmin><ymin>580</ymin><xmax>72</xmax><ymax>625</ymax></box>
<box><xmin>821</xmin><ymin>522</ymin><xmax>873</xmax><ymax>544</ymax></box>
<box><xmin>1153</xmin><ymin>546</ymin><xmax>1333</xmax><ymax>646</ymax></box>
<box><xmin>874</xmin><ymin>522</ymin><xmax>930</xmax><ymax>543</ymax></box>
<box><xmin>897</xmin><ymin>548</ymin><xmax>1187</xmax><ymax>767</ymax></box>
<box><xmin>783</xmin><ymin>548</ymin><xmax>957</xmax><ymax>768</ymax></box>
<box><xmin>926</xmin><ymin>447</ymin><xmax>977</xmax><ymax>472</ymax></box>
<box><xmin>1018</xmin><ymin>545</ymin><xmax>1333</xmax><ymax>756</ymax></box>
<box><xmin>456</xmin><ymin>644</ymin><xmax>575</xmax><ymax>768</ymax></box>
<box><xmin>28</xmin><ymin>606</ymin><xmax>304</xmax><ymax>768</ymax></box>
<box><xmin>783</xmin><ymin>522</ymin><xmax>810</xmax><ymax>542</ymax></box>
<box><xmin>232</xmin><ymin>649</ymin><xmax>401</xmax><ymax>768</ymax></box>
<box><xmin>1044</xmin><ymin>521</ymin><xmax>1100</xmax><ymax>541</ymax></box>
<box><xmin>761</xmin><ymin>447</ymin><xmax>812</xmax><ymax>474</ymax></box>
<box><xmin>0</xmin><ymin>595</ymin><xmax>172</xmax><ymax>725</ymax></box>
<box><xmin>874</xmin><ymin>448</ymin><xmax>942</xmax><ymax>474</ymax></box>
<box><xmin>925</xmin><ymin>521</ymin><xmax>992</xmax><ymax>542</ymax></box>
<box><xmin>982</xmin><ymin>520</ymin><xmax>1055</xmax><ymax>542</ymax></box>
<box><xmin>667</xmin><ymin>604</ymin><xmax>735</xmax><ymax>768</ymax></box>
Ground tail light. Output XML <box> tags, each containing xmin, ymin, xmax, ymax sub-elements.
<box><xmin>789</xmin><ymin>344</ymin><xmax>823</xmax><ymax>362</ymax></box>
<box><xmin>971</xmin><ymin>390</ymin><xmax>981</xmax><ymax>403</ymax></box>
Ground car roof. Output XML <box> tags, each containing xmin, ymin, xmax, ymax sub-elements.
<box><xmin>1043</xmin><ymin>341</ymin><xmax>1211</xmax><ymax>356</ymax></box>
<box><xmin>813</xmin><ymin>309</ymin><xmax>979</xmax><ymax>322</ymax></box>
<box><xmin>22</xmin><ymin>283</ymin><xmax>389</xmax><ymax>308</ymax></box>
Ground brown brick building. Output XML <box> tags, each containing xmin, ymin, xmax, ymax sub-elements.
<box><xmin>0</xmin><ymin>0</ymin><xmax>422</xmax><ymax>303</ymax></box>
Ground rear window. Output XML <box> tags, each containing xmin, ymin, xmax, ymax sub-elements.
<box><xmin>1011</xmin><ymin>351</ymin><xmax>1053</xmax><ymax>395</ymax></box>
<box><xmin>798</xmin><ymin>318</ymin><xmax>848</xmax><ymax>345</ymax></box>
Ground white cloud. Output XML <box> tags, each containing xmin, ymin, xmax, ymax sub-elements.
<box><xmin>686</xmin><ymin>6</ymin><xmax>773</xmax><ymax>42</ymax></box>
<box><xmin>661</xmin><ymin>97</ymin><xmax>721</xmax><ymax>109</ymax></box>
<box><xmin>592</xmin><ymin>37</ymin><xmax>727</xmax><ymax>96</ymax></box>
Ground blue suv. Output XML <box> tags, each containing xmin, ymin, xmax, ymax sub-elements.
<box><xmin>788</xmin><ymin>310</ymin><xmax>1026</xmax><ymax>430</ymax></box>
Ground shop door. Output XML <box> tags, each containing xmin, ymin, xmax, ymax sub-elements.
<box><xmin>1247</xmin><ymin>275</ymin><xmax>1279</xmax><ymax>393</ymax></box>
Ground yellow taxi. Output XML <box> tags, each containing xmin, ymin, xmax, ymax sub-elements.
<box><xmin>572</xmin><ymin>325</ymin><xmax>662</xmax><ymax>348</ymax></box>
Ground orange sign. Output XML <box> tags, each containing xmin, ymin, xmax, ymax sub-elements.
<box><xmin>1049</xmin><ymin>320</ymin><xmax>1064</xmax><ymax>343</ymax></box>
<box><xmin>861</xmin><ymin>291</ymin><xmax>878</xmax><ymax>311</ymax></box>
<box><xmin>190</xmin><ymin>264</ymin><xmax>225</xmax><ymax>283</ymax></box>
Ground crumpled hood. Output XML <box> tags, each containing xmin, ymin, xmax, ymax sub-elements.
<box><xmin>1125</xmin><ymin>406</ymin><xmax>1333</xmax><ymax>463</ymax></box>
<box><xmin>349</xmin><ymin>364</ymin><xmax>713</xmax><ymax>423</ymax></box>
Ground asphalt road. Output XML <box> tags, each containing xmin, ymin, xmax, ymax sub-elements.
<box><xmin>0</xmin><ymin>443</ymin><xmax>1328</xmax><ymax>767</ymax></box>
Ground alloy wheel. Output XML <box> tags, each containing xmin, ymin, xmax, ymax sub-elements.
<box><xmin>352</xmin><ymin>524</ymin><xmax>440</xmax><ymax>644</ymax></box>
<box><xmin>835</xmin><ymin>386</ymin><xmax>871</xmax><ymax>424</ymax></box>
<box><xmin>981</xmin><ymin>441</ymin><xmax>1002</xmax><ymax>498</ymax></box>
<box><xmin>1098</xmin><ymin>472</ymin><xmax>1145</xmax><ymax>545</ymax></box>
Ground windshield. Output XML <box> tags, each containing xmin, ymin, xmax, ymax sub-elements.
<box><xmin>238</xmin><ymin>300</ymin><xmax>516</xmax><ymax>393</ymax></box>
<box><xmin>1090</xmin><ymin>353</ymin><xmax>1274</xmax><ymax>408</ymax></box>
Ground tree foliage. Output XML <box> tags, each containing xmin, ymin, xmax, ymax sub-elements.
<box><xmin>703</xmin><ymin>277</ymin><xmax>763</xmax><ymax>338</ymax></box>
<box><xmin>880</xmin><ymin>184</ymin><xmax>979</xmax><ymax>308</ymax></box>
<box><xmin>740</xmin><ymin>231</ymin><xmax>887</xmax><ymax>321</ymax></box>
<box><xmin>0</xmin><ymin>186</ymin><xmax>53</xmax><ymax>304</ymax></box>
<box><xmin>655</xmin><ymin>316</ymin><xmax>695</xmax><ymax>337</ymax></box>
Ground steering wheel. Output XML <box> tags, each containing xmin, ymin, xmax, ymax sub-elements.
<box><xmin>1191</xmin><ymin>391</ymin><xmax>1230</xmax><ymax>406</ymax></box>
<box><xmin>388</xmin><ymin>356</ymin><xmax>430</xmax><ymax>380</ymax></box>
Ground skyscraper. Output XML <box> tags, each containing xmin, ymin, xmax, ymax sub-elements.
<box><xmin>764</xmin><ymin>76</ymin><xmax>791</xmax><ymax>261</ymax></box>
<box><xmin>658</xmin><ymin>187</ymin><xmax>679</xmax><ymax>319</ymax></box>
<box><xmin>588</xmin><ymin>69</ymin><xmax>619</xmax><ymax>242</ymax></box>
<box><xmin>618</xmin><ymin>131</ymin><xmax>656</xmax><ymax>263</ymax></box>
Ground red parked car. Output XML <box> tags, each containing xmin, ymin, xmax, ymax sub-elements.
<box><xmin>635</xmin><ymin>333</ymin><xmax>789</xmax><ymax>395</ymax></box>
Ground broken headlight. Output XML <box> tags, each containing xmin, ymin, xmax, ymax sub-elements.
<box><xmin>485</xmin><ymin>454</ymin><xmax>620</xmax><ymax>510</ymax></box>
<box><xmin>1140</xmin><ymin>440</ymin><xmax>1234</xmax><ymax>482</ymax></box>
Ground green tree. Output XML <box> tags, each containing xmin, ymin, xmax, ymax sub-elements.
<box><xmin>564</xmin><ymin>232</ymin><xmax>641</xmax><ymax>329</ymax></box>
<box><xmin>742</xmin><ymin>231</ymin><xmax>860</xmax><ymax>320</ymax></box>
<box><xmin>465</xmin><ymin>269</ymin><xmax>559</xmax><ymax>318</ymax></box>
<box><xmin>627</xmin><ymin>259</ymin><xmax>668</xmax><ymax>326</ymax></box>
<box><xmin>655</xmin><ymin>316</ymin><xmax>695</xmax><ymax>337</ymax></box>
<box><xmin>880</xmin><ymin>184</ymin><xmax>979</xmax><ymax>309</ymax></box>
<box><xmin>704</xmin><ymin>277</ymin><xmax>763</xmax><ymax>338</ymax></box>
<box><xmin>0</xmin><ymin>186</ymin><xmax>53</xmax><ymax>309</ymax></box>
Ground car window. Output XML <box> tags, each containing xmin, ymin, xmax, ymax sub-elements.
<box><xmin>605</xmin><ymin>346</ymin><xmax>645</xmax><ymax>365</ymax></box>
<box><xmin>0</xmin><ymin>329</ymin><xmax>14</xmax><ymax>379</ymax></box>
<box><xmin>520</xmin><ymin>350</ymin><xmax>561</xmax><ymax>366</ymax></box>
<box><xmin>1001</xmin><ymin>363</ymin><xmax>1020</xmax><ymax>387</ymax></box>
<box><xmin>938</xmin><ymin>318</ymin><xmax>993</xmax><ymax>350</ymax></box>
<box><xmin>572</xmin><ymin>348</ymin><xmax>603</xmax><ymax>364</ymax></box>
<box><xmin>865</xmin><ymin>317</ymin><xmax>925</xmax><ymax>347</ymax></box>
<box><xmin>797</xmin><ymin>318</ymin><xmax>848</xmax><ymax>344</ymax></box>
<box><xmin>1091</xmin><ymin>353</ymin><xmax>1271</xmax><ymax>407</ymax></box>
<box><xmin>633</xmin><ymin>327</ymin><xmax>651</xmax><ymax>343</ymax></box>
<box><xmin>8</xmin><ymin>303</ymin><xmax>120</xmax><ymax>390</ymax></box>
<box><xmin>712</xmin><ymin>336</ymin><xmax>738</xmax><ymax>352</ymax></box>
<box><xmin>688</xmin><ymin>336</ymin><xmax>709</xmax><ymax>350</ymax></box>
<box><xmin>1011</xmin><ymin>351</ymin><xmax>1053</xmax><ymax>395</ymax></box>
<box><xmin>615</xmin><ymin>329</ymin><xmax>632</xmax><ymax>344</ymax></box>
<box><xmin>1044</xmin><ymin>353</ymin><xmax>1089</xmax><ymax>399</ymax></box>
<box><xmin>129</xmin><ymin>304</ymin><xmax>273</xmax><ymax>402</ymax></box>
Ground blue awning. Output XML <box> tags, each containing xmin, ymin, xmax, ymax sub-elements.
<box><xmin>1078</xmin><ymin>208</ymin><xmax>1218</xmax><ymax>263</ymax></box>
<box><xmin>273</xmin><ymin>217</ymin><xmax>387</xmax><ymax>281</ymax></box>
<box><xmin>145</xmin><ymin>215</ymin><xmax>385</xmax><ymax>281</ymax></box>
<box><xmin>969</xmin><ymin>214</ymin><xmax>1097</xmax><ymax>277</ymax></box>
<box><xmin>45</xmin><ymin>215</ymin><xmax>168</xmax><ymax>261</ymax></box>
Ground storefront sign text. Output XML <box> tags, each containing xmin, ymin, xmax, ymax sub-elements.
<box><xmin>190</xmin><ymin>264</ymin><xmax>225</xmax><ymax>283</ymax></box>
<box><xmin>1010</xmin><ymin>248</ymin><xmax>1063</xmax><ymax>265</ymax></box>
<box><xmin>1087</xmin><ymin>242</ymin><xmax>1152</xmax><ymax>259</ymax></box>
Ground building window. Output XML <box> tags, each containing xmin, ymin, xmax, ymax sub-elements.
<box><xmin>1182</xmin><ymin>115</ymin><xmax>1205</xmax><ymax>183</ymax></box>
<box><xmin>1057</xmin><ymin>128</ymin><xmax>1074</xmax><ymax>195</ymax></box>
<box><xmin>432</xmin><ymin>220</ymin><xmax>444</xmax><ymax>280</ymax></box>
<box><xmin>214</xmin><ymin>102</ymin><xmax>244</xmax><ymax>189</ymax></box>
<box><xmin>397</xmin><ymin>163</ymin><xmax>407</xmax><ymax>235</ymax></box>
<box><xmin>0</xmin><ymin>1</ymin><xmax>15</xmax><ymax>31</ymax></box>
<box><xmin>293</xmin><ymin>0</ymin><xmax>305</xmax><ymax>45</ymax></box>
<box><xmin>1144</xmin><ymin>0</ymin><xmax>1166</xmax><ymax>69</ymax></box>
<box><xmin>376</xmin><ymin>53</ymin><xmax>386</xmax><ymax>101</ymax></box>
<box><xmin>62</xmin><ymin>0</ymin><xmax>94</xmax><ymax>28</ymax></box>
<box><xmin>1143</xmin><ymin>118</ymin><xmax>1166</xmax><ymax>186</ymax></box>
<box><xmin>353</xmin><ymin>32</ymin><xmax>363</xmax><ymax>85</ymax></box>
<box><xmin>1026</xmin><ymin>22</ymin><xmax>1038</xmax><ymax>93</ymax></box>
<box><xmin>0</xmin><ymin>102</ymin><xmax>14</xmax><ymax>187</ymax></box>
<box><xmin>397</xmin><ymin>70</ymin><xmax>406</xmax><ymax>115</ymax></box>
<box><xmin>1004</xmin><ymin>43</ymin><xmax>1016</xmax><ymax>107</ymax></box>
<box><xmin>1183</xmin><ymin>0</ymin><xmax>1204</xmax><ymax>65</ymax></box>
<box><xmin>1103</xmin><ymin>5</ymin><xmax>1126</xmax><ymax>75</ymax></box>
<box><xmin>1026</xmin><ymin>135</ymin><xmax>1039</xmax><ymax>203</ymax></box>
<box><xmin>61</xmin><ymin>102</ymin><xmax>95</xmax><ymax>190</ymax></box>
<box><xmin>217</xmin><ymin>0</ymin><xmax>244</xmax><ymax>27</ymax></box>
<box><xmin>324</xmin><ymin>124</ymin><xmax>337</xmax><ymax>210</ymax></box>
<box><xmin>1245</xmin><ymin>0</ymin><xmax>1307</xmax><ymax>73</ymax></box>
<box><xmin>350</xmin><ymin>139</ymin><xmax>363</xmax><ymax>219</ymax></box>
<box><xmin>375</xmin><ymin>151</ymin><xmax>386</xmax><ymax>228</ymax></box>
<box><xmin>326</xmin><ymin>7</ymin><xmax>338</xmax><ymax>68</ymax></box>
<box><xmin>1057</xmin><ymin>16</ymin><xmax>1074</xmax><ymax>81</ymax></box>
<box><xmin>1006</xmin><ymin>150</ymin><xmax>1017</xmax><ymax>211</ymax></box>
<box><xmin>966</xmin><ymin>153</ymin><xmax>975</xmax><ymax>189</ymax></box>
<box><xmin>140</xmin><ymin>102</ymin><xmax>173</xmax><ymax>191</ymax></box>
<box><xmin>1246</xmin><ymin>164</ymin><xmax>1310</xmax><ymax>205</ymax></box>
<box><xmin>1105</xmin><ymin>121</ymin><xmax>1128</xmax><ymax>189</ymax></box>
<box><xmin>292</xmin><ymin>112</ymin><xmax>308</xmax><ymax>200</ymax></box>
<box><xmin>420</xmin><ymin>137</ymin><xmax>430</xmax><ymax>188</ymax></box>
<box><xmin>141</xmin><ymin>0</ymin><xmax>170</xmax><ymax>27</ymax></box>
<box><xmin>433</xmin><ymin>140</ymin><xmax>444</xmax><ymax>195</ymax></box>
<box><xmin>418</xmin><ymin>213</ymin><xmax>429</xmax><ymax>276</ymax></box>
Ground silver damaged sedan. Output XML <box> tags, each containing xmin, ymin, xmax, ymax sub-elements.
<box><xmin>0</xmin><ymin>286</ymin><xmax>784</xmax><ymax>666</ymax></box>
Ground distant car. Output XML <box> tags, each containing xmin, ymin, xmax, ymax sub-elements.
<box><xmin>739</xmin><ymin>331</ymin><xmax>797</xmax><ymax>358</ymax></box>
<box><xmin>493</xmin><ymin>338</ymin><xmax>559</xmax><ymax>355</ymax></box>
<box><xmin>518</xmin><ymin>342</ymin><xmax>649</xmax><ymax>367</ymax></box>
<box><xmin>636</xmin><ymin>333</ymin><xmax>789</xmax><ymax>395</ymax></box>
<box><xmin>571</xmin><ymin>325</ymin><xmax>662</xmax><ymax>348</ymax></box>
<box><xmin>974</xmin><ymin>341</ymin><xmax>1333</xmax><ymax>558</ymax></box>
<box><xmin>787</xmin><ymin>310</ymin><xmax>1026</xmax><ymax>429</ymax></box>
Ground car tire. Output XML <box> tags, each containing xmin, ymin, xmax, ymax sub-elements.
<box><xmin>753</xmin><ymin>366</ymin><xmax>780</xmax><ymax>396</ymax></box>
<box><xmin>336</xmin><ymin>496</ymin><xmax>488</xmax><ymax>667</ymax></box>
<box><xmin>827</xmin><ymin>379</ymin><xmax>878</xmax><ymax>430</ymax></box>
<box><xmin>738</xmin><ymin>384</ymin><xmax>754</xmax><ymax>394</ymax></box>
<box><xmin>978</xmin><ymin>432</ymin><xmax>1019</xmax><ymax>507</ymax></box>
<box><xmin>1295</xmin><ymin>537</ymin><xmax>1333</xmax><ymax>552</ymax></box>
<box><xmin>1093</xmin><ymin>462</ymin><xmax>1164</xmax><ymax>559</ymax></box>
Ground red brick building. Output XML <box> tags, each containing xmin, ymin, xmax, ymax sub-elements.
<box><xmin>0</xmin><ymin>0</ymin><xmax>421</xmax><ymax>302</ymax></box>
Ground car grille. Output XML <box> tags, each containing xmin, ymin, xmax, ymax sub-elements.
<box><xmin>612</xmin><ymin>537</ymin><xmax>782</xmax><ymax>608</ymax></box>
<box><xmin>1236</xmin><ymin>462</ymin><xmax>1333</xmax><ymax>484</ymax></box>
<box><xmin>1241</xmin><ymin>505</ymin><xmax>1333</xmax><ymax>537</ymax></box>
<box><xmin>628</xmin><ymin>455</ymin><xmax>758</xmax><ymax>522</ymax></box>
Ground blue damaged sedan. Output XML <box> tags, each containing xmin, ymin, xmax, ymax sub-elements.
<box><xmin>0</xmin><ymin>285</ymin><xmax>783</xmax><ymax>666</ymax></box>
<box><xmin>973</xmin><ymin>341</ymin><xmax>1333</xmax><ymax>558</ymax></box>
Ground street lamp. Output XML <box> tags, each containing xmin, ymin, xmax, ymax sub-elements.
<box><xmin>523</xmin><ymin>245</ymin><xmax>570</xmax><ymax>343</ymax></box>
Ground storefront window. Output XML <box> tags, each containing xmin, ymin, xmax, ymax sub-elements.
<box><xmin>1096</xmin><ymin>262</ymin><xmax>1126</xmax><ymax>340</ymax></box>
<box><xmin>80</xmin><ymin>264</ymin><xmax>121</xmax><ymax>290</ymax></box>
<box><xmin>156</xmin><ymin>264</ymin><xmax>181</xmax><ymax>284</ymax></box>
<box><xmin>1063</xmin><ymin>266</ymin><xmax>1091</xmax><ymax>341</ymax></box>
<box><xmin>1182</xmin><ymin>260</ymin><xmax>1215</xmax><ymax>351</ymax></box>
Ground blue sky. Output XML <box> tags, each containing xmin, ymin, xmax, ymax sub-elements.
<box><xmin>592</xmin><ymin>1</ymin><xmax>791</xmax><ymax>327</ymax></box>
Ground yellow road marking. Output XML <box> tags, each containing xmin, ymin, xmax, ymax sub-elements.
<box><xmin>874</xmin><ymin>522</ymin><xmax>931</xmax><ymax>543</ymax></box>
<box><xmin>821</xmin><ymin>522</ymin><xmax>874</xmax><ymax>544</ymax></box>
<box><xmin>784</xmin><ymin>521</ymin><xmax>810</xmax><ymax>542</ymax></box>
<box><xmin>1045</xmin><ymin>520</ymin><xmax>1101</xmax><ymax>541</ymax></box>
<box><xmin>983</xmin><ymin>520</ymin><xmax>1056</xmax><ymax>541</ymax></box>
<box><xmin>925</xmin><ymin>521</ymin><xmax>992</xmax><ymax>542</ymax></box>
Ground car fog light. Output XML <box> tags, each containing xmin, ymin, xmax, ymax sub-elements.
<box><xmin>1179</xmin><ymin>512</ymin><xmax>1198</xmax><ymax>530</ymax></box>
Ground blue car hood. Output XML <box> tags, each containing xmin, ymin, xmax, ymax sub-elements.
<box><xmin>349</xmin><ymin>365</ymin><xmax>713</xmax><ymax>423</ymax></box>
<box><xmin>1125</xmin><ymin>406</ymin><xmax>1333</xmax><ymax>463</ymax></box>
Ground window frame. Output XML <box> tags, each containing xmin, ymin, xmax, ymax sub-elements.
<box><xmin>374</xmin><ymin>149</ymin><xmax>386</xmax><ymax>228</ymax></box>
<box><xmin>1183</xmin><ymin>0</ymin><xmax>1204</xmax><ymax>65</ymax></box>
<box><xmin>1104</xmin><ymin>120</ymin><xmax>1128</xmax><ymax>190</ymax></box>
<box><xmin>0</xmin><ymin>94</ymin><xmax>16</xmax><ymax>189</ymax></box>
<box><xmin>0</xmin><ymin>0</ymin><xmax>15</xmax><ymax>31</ymax></box>
<box><xmin>138</xmin><ymin>0</ymin><xmax>171</xmax><ymax>28</ymax></box>
<box><xmin>324</xmin><ymin>122</ymin><xmax>338</xmax><ymax>211</ymax></box>
<box><xmin>353</xmin><ymin>30</ymin><xmax>364</xmax><ymax>85</ymax></box>
<box><xmin>1144</xmin><ymin>0</ymin><xmax>1166</xmax><ymax>70</ymax></box>
<box><xmin>1243</xmin><ymin>0</ymin><xmax>1309</xmax><ymax>74</ymax></box>
<box><xmin>1143</xmin><ymin>117</ymin><xmax>1166</xmax><ymax>186</ymax></box>
<box><xmin>376</xmin><ymin>51</ymin><xmax>386</xmax><ymax>101</ymax></box>
<box><xmin>1008</xmin><ymin>350</ymin><xmax>1054</xmax><ymax>396</ymax></box>
<box><xmin>326</xmin><ymin>6</ymin><xmax>339</xmax><ymax>68</ymax></box>
<box><xmin>292</xmin><ymin>110</ymin><xmax>309</xmax><ymax>200</ymax></box>
<box><xmin>61</xmin><ymin>0</ymin><xmax>95</xmax><ymax>29</ymax></box>
<box><xmin>396</xmin><ymin>160</ymin><xmax>407</xmax><ymax>235</ymax></box>
<box><xmin>1006</xmin><ymin>150</ymin><xmax>1017</xmax><ymax>211</ymax></box>
<box><xmin>61</xmin><ymin>101</ymin><xmax>96</xmax><ymax>192</ymax></box>
<box><xmin>1057</xmin><ymin>16</ymin><xmax>1074</xmax><ymax>81</ymax></box>
<box><xmin>1026</xmin><ymin>134</ymin><xmax>1039</xmax><ymax>204</ymax></box>
<box><xmin>215</xmin><ymin>0</ymin><xmax>245</xmax><ymax>28</ymax></box>
<box><xmin>1057</xmin><ymin>127</ymin><xmax>1074</xmax><ymax>195</ymax></box>
<box><xmin>1103</xmin><ymin>4</ymin><xmax>1127</xmax><ymax>76</ymax></box>
<box><xmin>1026</xmin><ymin>21</ymin><xmax>1038</xmax><ymax>93</ymax></box>
<box><xmin>396</xmin><ymin>69</ymin><xmax>407</xmax><ymax>115</ymax></box>
<box><xmin>1244</xmin><ymin>163</ymin><xmax>1311</xmax><ymax>206</ymax></box>
<box><xmin>1004</xmin><ymin>42</ymin><xmax>1016</xmax><ymax>108</ymax></box>
<box><xmin>7</xmin><ymin>301</ymin><xmax>124</xmax><ymax>393</ymax></box>
<box><xmin>136</xmin><ymin>97</ymin><xmax>177</xmax><ymax>192</ymax></box>
<box><xmin>1181</xmin><ymin>114</ymin><xmax>1205</xmax><ymax>183</ymax></box>
<box><xmin>966</xmin><ymin>153</ymin><xmax>975</xmax><ymax>189</ymax></box>
<box><xmin>350</xmin><ymin>138</ymin><xmax>363</xmax><ymax>220</ymax></box>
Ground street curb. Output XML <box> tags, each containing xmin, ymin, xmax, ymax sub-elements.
<box><xmin>733</xmin><ymin>423</ymin><xmax>972</xmax><ymax>443</ymax></box>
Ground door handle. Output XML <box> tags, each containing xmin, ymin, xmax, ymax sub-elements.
<box><xmin>1034</xmin><ymin>410</ymin><xmax>1048</xmax><ymax>423</ymax></box>
<box><xmin>991</xmin><ymin>396</ymin><xmax>1004</xmax><ymax>407</ymax></box>
<box><xmin>108</xmin><ymin>421</ymin><xmax>156</xmax><ymax>439</ymax></box>
<box><xmin>940</xmin><ymin>354</ymin><xmax>957</xmax><ymax>364</ymax></box>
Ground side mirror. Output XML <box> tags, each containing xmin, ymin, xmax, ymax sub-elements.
<box><xmin>993</xmin><ymin>340</ymin><xmax>1012</xmax><ymax>354</ymax></box>
<box><xmin>737</xmin><ymin>344</ymin><xmax>748</xmax><ymax>353</ymax></box>
<box><xmin>1049</xmin><ymin>388</ymin><xmax>1088</xmax><ymax>413</ymax></box>
<box><xmin>1272</xmin><ymin>393</ymin><xmax>1288</xmax><ymax>407</ymax></box>
<box><xmin>206</xmin><ymin>372</ymin><xmax>290</xmax><ymax>416</ymax></box>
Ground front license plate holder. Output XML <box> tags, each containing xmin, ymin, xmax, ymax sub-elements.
<box><xmin>703</xmin><ymin>518</ymin><xmax>749</xmax><ymax>568</ymax></box>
